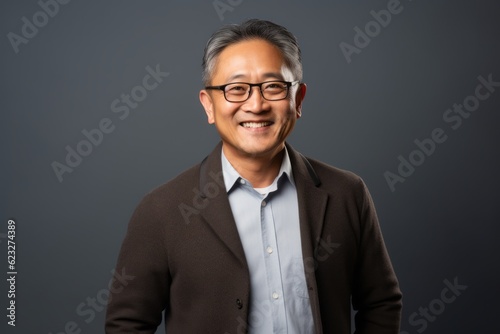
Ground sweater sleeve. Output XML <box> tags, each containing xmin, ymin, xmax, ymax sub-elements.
<box><xmin>352</xmin><ymin>179</ymin><xmax>403</xmax><ymax>334</ymax></box>
<box><xmin>105</xmin><ymin>193</ymin><xmax>170</xmax><ymax>333</ymax></box>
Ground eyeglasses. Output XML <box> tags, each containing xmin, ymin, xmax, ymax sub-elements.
<box><xmin>205</xmin><ymin>80</ymin><xmax>299</xmax><ymax>103</ymax></box>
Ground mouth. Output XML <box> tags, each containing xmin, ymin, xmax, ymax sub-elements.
<box><xmin>240</xmin><ymin>121</ymin><xmax>274</xmax><ymax>128</ymax></box>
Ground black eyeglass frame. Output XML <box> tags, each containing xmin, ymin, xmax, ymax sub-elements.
<box><xmin>205</xmin><ymin>80</ymin><xmax>300</xmax><ymax>102</ymax></box>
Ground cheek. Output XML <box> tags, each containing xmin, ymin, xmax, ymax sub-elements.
<box><xmin>286</xmin><ymin>98</ymin><xmax>299</xmax><ymax>114</ymax></box>
<box><xmin>277</xmin><ymin>110</ymin><xmax>297</xmax><ymax>131</ymax></box>
<box><xmin>283</xmin><ymin>103</ymin><xmax>298</xmax><ymax>120</ymax></box>
<box><xmin>213</xmin><ymin>107</ymin><xmax>241</xmax><ymax>128</ymax></box>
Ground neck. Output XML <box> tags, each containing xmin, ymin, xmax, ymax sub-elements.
<box><xmin>223</xmin><ymin>144</ymin><xmax>285</xmax><ymax>188</ymax></box>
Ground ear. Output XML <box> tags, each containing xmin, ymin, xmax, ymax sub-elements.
<box><xmin>199</xmin><ymin>90</ymin><xmax>215</xmax><ymax>124</ymax></box>
<box><xmin>294</xmin><ymin>83</ymin><xmax>307</xmax><ymax>118</ymax></box>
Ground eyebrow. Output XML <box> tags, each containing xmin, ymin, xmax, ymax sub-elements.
<box><xmin>226</xmin><ymin>72</ymin><xmax>285</xmax><ymax>82</ymax></box>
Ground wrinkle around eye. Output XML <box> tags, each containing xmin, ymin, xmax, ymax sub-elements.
<box><xmin>227</xmin><ymin>84</ymin><xmax>248</xmax><ymax>92</ymax></box>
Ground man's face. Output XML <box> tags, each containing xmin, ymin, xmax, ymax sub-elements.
<box><xmin>200</xmin><ymin>38</ymin><xmax>306</xmax><ymax>160</ymax></box>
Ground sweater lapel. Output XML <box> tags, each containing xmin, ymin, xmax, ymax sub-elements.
<box><xmin>197</xmin><ymin>142</ymin><xmax>248</xmax><ymax>267</ymax></box>
<box><xmin>287</xmin><ymin>143</ymin><xmax>329</xmax><ymax>334</ymax></box>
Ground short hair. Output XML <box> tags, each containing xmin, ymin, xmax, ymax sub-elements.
<box><xmin>202</xmin><ymin>19</ymin><xmax>302</xmax><ymax>86</ymax></box>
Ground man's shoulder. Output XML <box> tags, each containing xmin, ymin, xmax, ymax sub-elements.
<box><xmin>138</xmin><ymin>162</ymin><xmax>202</xmax><ymax>209</ymax></box>
<box><xmin>299</xmin><ymin>155</ymin><xmax>370</xmax><ymax>210</ymax></box>
<box><xmin>295</xmin><ymin>153</ymin><xmax>370</xmax><ymax>205</ymax></box>
<box><xmin>134</xmin><ymin>143</ymin><xmax>223</xmax><ymax>216</ymax></box>
<box><xmin>154</xmin><ymin>162</ymin><xmax>200</xmax><ymax>193</ymax></box>
<box><xmin>301</xmin><ymin>155</ymin><xmax>364</xmax><ymax>189</ymax></box>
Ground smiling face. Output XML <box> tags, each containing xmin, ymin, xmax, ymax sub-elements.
<box><xmin>199</xmin><ymin>38</ymin><xmax>306</xmax><ymax>161</ymax></box>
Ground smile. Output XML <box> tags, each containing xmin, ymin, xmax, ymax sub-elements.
<box><xmin>240</xmin><ymin>121</ymin><xmax>273</xmax><ymax>128</ymax></box>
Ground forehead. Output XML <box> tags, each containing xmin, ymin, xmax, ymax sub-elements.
<box><xmin>213</xmin><ymin>38</ymin><xmax>288</xmax><ymax>82</ymax></box>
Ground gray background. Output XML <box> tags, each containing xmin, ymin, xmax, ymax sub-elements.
<box><xmin>2</xmin><ymin>0</ymin><xmax>499</xmax><ymax>333</ymax></box>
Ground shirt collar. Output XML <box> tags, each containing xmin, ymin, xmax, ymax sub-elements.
<box><xmin>221</xmin><ymin>146</ymin><xmax>295</xmax><ymax>193</ymax></box>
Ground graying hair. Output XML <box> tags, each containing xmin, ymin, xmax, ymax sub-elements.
<box><xmin>202</xmin><ymin>19</ymin><xmax>302</xmax><ymax>86</ymax></box>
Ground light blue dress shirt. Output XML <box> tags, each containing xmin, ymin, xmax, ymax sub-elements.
<box><xmin>221</xmin><ymin>148</ymin><xmax>315</xmax><ymax>334</ymax></box>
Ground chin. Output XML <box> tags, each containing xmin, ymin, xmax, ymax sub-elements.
<box><xmin>237</xmin><ymin>143</ymin><xmax>281</xmax><ymax>157</ymax></box>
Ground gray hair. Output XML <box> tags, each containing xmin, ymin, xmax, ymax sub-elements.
<box><xmin>202</xmin><ymin>19</ymin><xmax>302</xmax><ymax>86</ymax></box>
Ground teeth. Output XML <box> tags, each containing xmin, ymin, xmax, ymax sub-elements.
<box><xmin>241</xmin><ymin>122</ymin><xmax>272</xmax><ymax>128</ymax></box>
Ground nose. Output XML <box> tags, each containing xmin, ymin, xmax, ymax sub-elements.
<box><xmin>242</xmin><ymin>86</ymin><xmax>269</xmax><ymax>112</ymax></box>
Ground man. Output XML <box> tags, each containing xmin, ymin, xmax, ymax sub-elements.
<box><xmin>105</xmin><ymin>19</ymin><xmax>402</xmax><ymax>333</ymax></box>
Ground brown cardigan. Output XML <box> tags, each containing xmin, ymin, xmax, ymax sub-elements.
<box><xmin>105</xmin><ymin>142</ymin><xmax>402</xmax><ymax>333</ymax></box>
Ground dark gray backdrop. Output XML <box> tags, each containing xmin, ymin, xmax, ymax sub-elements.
<box><xmin>2</xmin><ymin>1</ymin><xmax>499</xmax><ymax>333</ymax></box>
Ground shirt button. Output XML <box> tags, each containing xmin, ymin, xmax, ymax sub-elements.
<box><xmin>266</xmin><ymin>246</ymin><xmax>273</xmax><ymax>254</ymax></box>
<box><xmin>261</xmin><ymin>200</ymin><xmax>267</xmax><ymax>207</ymax></box>
<box><xmin>272</xmin><ymin>292</ymin><xmax>279</xmax><ymax>300</ymax></box>
<box><xmin>239</xmin><ymin>179</ymin><xmax>245</xmax><ymax>185</ymax></box>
